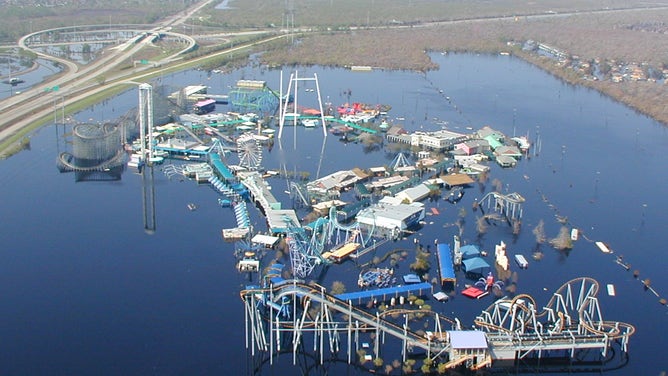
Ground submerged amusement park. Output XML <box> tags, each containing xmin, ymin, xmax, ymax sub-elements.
<box><xmin>3</xmin><ymin>51</ymin><xmax>668</xmax><ymax>375</ymax></box>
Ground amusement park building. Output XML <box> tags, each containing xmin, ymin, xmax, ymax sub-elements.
<box><xmin>356</xmin><ymin>201</ymin><xmax>425</xmax><ymax>233</ymax></box>
<box><xmin>410</xmin><ymin>130</ymin><xmax>467</xmax><ymax>150</ymax></box>
<box><xmin>386</xmin><ymin>127</ymin><xmax>467</xmax><ymax>151</ymax></box>
<box><xmin>307</xmin><ymin>168</ymin><xmax>369</xmax><ymax>196</ymax></box>
<box><xmin>454</xmin><ymin>139</ymin><xmax>490</xmax><ymax>155</ymax></box>
<box><xmin>395</xmin><ymin>183</ymin><xmax>431</xmax><ymax>204</ymax></box>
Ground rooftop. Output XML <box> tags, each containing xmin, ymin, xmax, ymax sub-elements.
<box><xmin>449</xmin><ymin>330</ymin><xmax>488</xmax><ymax>349</ymax></box>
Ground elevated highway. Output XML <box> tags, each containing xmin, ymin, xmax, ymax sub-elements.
<box><xmin>0</xmin><ymin>0</ymin><xmax>208</xmax><ymax>150</ymax></box>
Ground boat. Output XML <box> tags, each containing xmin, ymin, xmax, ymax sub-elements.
<box><xmin>514</xmin><ymin>254</ymin><xmax>529</xmax><ymax>269</ymax></box>
<box><xmin>606</xmin><ymin>284</ymin><xmax>616</xmax><ymax>296</ymax></box>
<box><xmin>511</xmin><ymin>135</ymin><xmax>531</xmax><ymax>151</ymax></box>
<box><xmin>187</xmin><ymin>203</ymin><xmax>198</xmax><ymax>211</ymax></box>
<box><xmin>301</xmin><ymin>118</ymin><xmax>319</xmax><ymax>128</ymax></box>
<box><xmin>595</xmin><ymin>241</ymin><xmax>613</xmax><ymax>254</ymax></box>
<box><xmin>570</xmin><ymin>228</ymin><xmax>579</xmax><ymax>241</ymax></box>
<box><xmin>433</xmin><ymin>291</ymin><xmax>449</xmax><ymax>302</ymax></box>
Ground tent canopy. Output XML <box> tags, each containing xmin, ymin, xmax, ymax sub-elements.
<box><xmin>462</xmin><ymin>257</ymin><xmax>490</xmax><ymax>274</ymax></box>
<box><xmin>460</xmin><ymin>244</ymin><xmax>481</xmax><ymax>259</ymax></box>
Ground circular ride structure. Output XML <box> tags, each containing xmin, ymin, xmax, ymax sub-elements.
<box><xmin>57</xmin><ymin>122</ymin><xmax>126</xmax><ymax>172</ymax></box>
<box><xmin>236</xmin><ymin>132</ymin><xmax>262</xmax><ymax>170</ymax></box>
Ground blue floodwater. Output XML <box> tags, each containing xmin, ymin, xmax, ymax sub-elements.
<box><xmin>1</xmin><ymin>58</ymin><xmax>63</xmax><ymax>100</ymax></box>
<box><xmin>0</xmin><ymin>53</ymin><xmax>667</xmax><ymax>375</ymax></box>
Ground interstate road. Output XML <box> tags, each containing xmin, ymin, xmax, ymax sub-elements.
<box><xmin>0</xmin><ymin>0</ymin><xmax>215</xmax><ymax>149</ymax></box>
<box><xmin>3</xmin><ymin>2</ymin><xmax>666</xmax><ymax>150</ymax></box>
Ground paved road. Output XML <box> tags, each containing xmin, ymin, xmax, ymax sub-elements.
<box><xmin>0</xmin><ymin>0</ymin><xmax>211</xmax><ymax>148</ymax></box>
<box><xmin>3</xmin><ymin>2</ymin><xmax>667</xmax><ymax>150</ymax></box>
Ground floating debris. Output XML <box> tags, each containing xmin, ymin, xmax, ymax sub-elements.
<box><xmin>616</xmin><ymin>255</ymin><xmax>631</xmax><ymax>270</ymax></box>
<box><xmin>595</xmin><ymin>241</ymin><xmax>613</xmax><ymax>254</ymax></box>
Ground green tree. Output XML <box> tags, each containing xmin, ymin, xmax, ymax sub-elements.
<box><xmin>410</xmin><ymin>249</ymin><xmax>431</xmax><ymax>276</ymax></box>
<box><xmin>330</xmin><ymin>281</ymin><xmax>346</xmax><ymax>295</ymax></box>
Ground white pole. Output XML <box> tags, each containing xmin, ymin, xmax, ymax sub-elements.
<box><xmin>314</xmin><ymin>73</ymin><xmax>327</xmax><ymax>138</ymax></box>
<box><xmin>278</xmin><ymin>73</ymin><xmax>293</xmax><ymax>139</ymax></box>
<box><xmin>278</xmin><ymin>70</ymin><xmax>283</xmax><ymax>134</ymax></box>
<box><xmin>293</xmin><ymin>70</ymin><xmax>298</xmax><ymax>150</ymax></box>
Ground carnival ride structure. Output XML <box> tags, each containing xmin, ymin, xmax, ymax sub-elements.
<box><xmin>241</xmin><ymin>277</ymin><xmax>634</xmax><ymax>371</ymax></box>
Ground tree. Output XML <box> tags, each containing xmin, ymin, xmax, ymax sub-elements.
<box><xmin>330</xmin><ymin>281</ymin><xmax>346</xmax><ymax>295</ymax></box>
<box><xmin>458</xmin><ymin>207</ymin><xmax>467</xmax><ymax>219</ymax></box>
<box><xmin>549</xmin><ymin>226</ymin><xmax>573</xmax><ymax>250</ymax></box>
<box><xmin>533</xmin><ymin>219</ymin><xmax>546</xmax><ymax>244</ymax></box>
<box><xmin>492</xmin><ymin>178</ymin><xmax>503</xmax><ymax>192</ymax></box>
<box><xmin>410</xmin><ymin>250</ymin><xmax>431</xmax><ymax>276</ymax></box>
<box><xmin>476</xmin><ymin>216</ymin><xmax>488</xmax><ymax>235</ymax></box>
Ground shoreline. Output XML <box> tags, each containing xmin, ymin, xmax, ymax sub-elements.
<box><xmin>258</xmin><ymin>23</ymin><xmax>668</xmax><ymax>127</ymax></box>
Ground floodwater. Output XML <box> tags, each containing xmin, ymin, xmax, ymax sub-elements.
<box><xmin>0</xmin><ymin>53</ymin><xmax>667</xmax><ymax>375</ymax></box>
<box><xmin>1</xmin><ymin>58</ymin><xmax>64</xmax><ymax>100</ymax></box>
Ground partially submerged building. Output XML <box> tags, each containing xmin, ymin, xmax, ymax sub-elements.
<box><xmin>395</xmin><ymin>183</ymin><xmax>431</xmax><ymax>204</ymax></box>
<box><xmin>356</xmin><ymin>201</ymin><xmax>425</xmax><ymax>235</ymax></box>
<box><xmin>307</xmin><ymin>168</ymin><xmax>369</xmax><ymax>198</ymax></box>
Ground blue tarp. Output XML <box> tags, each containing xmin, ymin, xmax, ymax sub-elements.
<box><xmin>336</xmin><ymin>282</ymin><xmax>433</xmax><ymax>304</ymax></box>
<box><xmin>460</xmin><ymin>244</ymin><xmax>481</xmax><ymax>259</ymax></box>
<box><xmin>462</xmin><ymin>257</ymin><xmax>491</xmax><ymax>274</ymax></box>
<box><xmin>437</xmin><ymin>243</ymin><xmax>456</xmax><ymax>283</ymax></box>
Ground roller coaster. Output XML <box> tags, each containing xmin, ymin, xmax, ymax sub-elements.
<box><xmin>286</xmin><ymin>204</ymin><xmax>376</xmax><ymax>279</ymax></box>
<box><xmin>474</xmin><ymin>277</ymin><xmax>635</xmax><ymax>359</ymax></box>
<box><xmin>240</xmin><ymin>277</ymin><xmax>634</xmax><ymax>372</ymax></box>
<box><xmin>479</xmin><ymin>191</ymin><xmax>525</xmax><ymax>223</ymax></box>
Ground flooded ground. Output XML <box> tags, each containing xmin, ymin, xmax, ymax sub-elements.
<box><xmin>0</xmin><ymin>53</ymin><xmax>666</xmax><ymax>375</ymax></box>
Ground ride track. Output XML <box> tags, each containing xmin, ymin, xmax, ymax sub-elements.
<box><xmin>240</xmin><ymin>277</ymin><xmax>635</xmax><ymax>369</ymax></box>
<box><xmin>474</xmin><ymin>277</ymin><xmax>635</xmax><ymax>359</ymax></box>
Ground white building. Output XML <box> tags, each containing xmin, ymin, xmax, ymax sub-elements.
<box><xmin>356</xmin><ymin>202</ymin><xmax>426</xmax><ymax>233</ymax></box>
<box><xmin>410</xmin><ymin>130</ymin><xmax>468</xmax><ymax>150</ymax></box>
<box><xmin>395</xmin><ymin>183</ymin><xmax>431</xmax><ymax>203</ymax></box>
